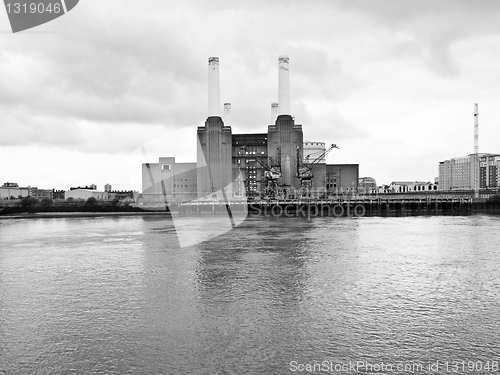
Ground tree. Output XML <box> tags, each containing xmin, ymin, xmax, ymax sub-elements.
<box><xmin>20</xmin><ymin>196</ymin><xmax>37</xmax><ymax>208</ymax></box>
<box><xmin>40</xmin><ymin>197</ymin><xmax>53</xmax><ymax>206</ymax></box>
<box><xmin>111</xmin><ymin>197</ymin><xmax>120</xmax><ymax>207</ymax></box>
<box><xmin>85</xmin><ymin>197</ymin><xmax>98</xmax><ymax>207</ymax></box>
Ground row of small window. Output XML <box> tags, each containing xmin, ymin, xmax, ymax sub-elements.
<box><xmin>236</xmin><ymin>160</ymin><xmax>263</xmax><ymax>164</ymax></box>
<box><xmin>238</xmin><ymin>151</ymin><xmax>265</xmax><ymax>155</ymax></box>
<box><xmin>174</xmin><ymin>185</ymin><xmax>193</xmax><ymax>188</ymax></box>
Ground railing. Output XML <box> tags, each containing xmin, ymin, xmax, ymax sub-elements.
<box><xmin>176</xmin><ymin>189</ymin><xmax>500</xmax><ymax>206</ymax></box>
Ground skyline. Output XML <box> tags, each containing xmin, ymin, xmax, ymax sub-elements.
<box><xmin>2</xmin><ymin>1</ymin><xmax>500</xmax><ymax>191</ymax></box>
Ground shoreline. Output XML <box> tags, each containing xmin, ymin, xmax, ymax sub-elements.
<box><xmin>1</xmin><ymin>210</ymin><xmax>500</xmax><ymax>220</ymax></box>
<box><xmin>0</xmin><ymin>211</ymin><xmax>174</xmax><ymax>220</ymax></box>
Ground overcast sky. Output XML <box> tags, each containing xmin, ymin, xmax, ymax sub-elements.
<box><xmin>1</xmin><ymin>0</ymin><xmax>500</xmax><ymax>191</ymax></box>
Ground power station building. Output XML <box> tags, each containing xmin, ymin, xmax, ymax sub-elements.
<box><xmin>142</xmin><ymin>56</ymin><xmax>359</xmax><ymax>202</ymax></box>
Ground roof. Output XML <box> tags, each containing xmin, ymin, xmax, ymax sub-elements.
<box><xmin>390</xmin><ymin>181</ymin><xmax>431</xmax><ymax>186</ymax></box>
<box><xmin>66</xmin><ymin>189</ymin><xmax>105</xmax><ymax>193</ymax></box>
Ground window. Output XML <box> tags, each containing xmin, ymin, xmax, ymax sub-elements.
<box><xmin>162</xmin><ymin>164</ymin><xmax>171</xmax><ymax>172</ymax></box>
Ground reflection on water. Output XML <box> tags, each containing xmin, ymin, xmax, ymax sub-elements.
<box><xmin>1</xmin><ymin>215</ymin><xmax>500</xmax><ymax>374</ymax></box>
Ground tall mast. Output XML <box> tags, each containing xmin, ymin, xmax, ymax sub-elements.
<box><xmin>473</xmin><ymin>103</ymin><xmax>479</xmax><ymax>198</ymax></box>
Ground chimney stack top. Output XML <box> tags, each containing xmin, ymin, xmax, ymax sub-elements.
<box><xmin>278</xmin><ymin>55</ymin><xmax>291</xmax><ymax>115</ymax></box>
<box><xmin>278</xmin><ymin>55</ymin><xmax>289</xmax><ymax>64</ymax></box>
<box><xmin>208</xmin><ymin>56</ymin><xmax>221</xmax><ymax>117</ymax></box>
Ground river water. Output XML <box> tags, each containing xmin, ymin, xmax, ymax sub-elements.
<box><xmin>0</xmin><ymin>215</ymin><xmax>499</xmax><ymax>374</ymax></box>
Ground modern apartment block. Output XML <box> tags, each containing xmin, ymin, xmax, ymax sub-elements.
<box><xmin>439</xmin><ymin>153</ymin><xmax>500</xmax><ymax>190</ymax></box>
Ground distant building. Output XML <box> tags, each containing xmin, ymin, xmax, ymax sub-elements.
<box><xmin>373</xmin><ymin>184</ymin><xmax>392</xmax><ymax>194</ymax></box>
<box><xmin>109</xmin><ymin>190</ymin><xmax>135</xmax><ymax>200</ymax></box>
<box><xmin>389</xmin><ymin>181</ymin><xmax>438</xmax><ymax>193</ymax></box>
<box><xmin>70</xmin><ymin>185</ymin><xmax>98</xmax><ymax>191</ymax></box>
<box><xmin>28</xmin><ymin>187</ymin><xmax>53</xmax><ymax>199</ymax></box>
<box><xmin>104</xmin><ymin>183</ymin><xmax>112</xmax><ymax>192</ymax></box>
<box><xmin>2</xmin><ymin>182</ymin><xmax>19</xmax><ymax>188</ymax></box>
<box><xmin>326</xmin><ymin>164</ymin><xmax>359</xmax><ymax>194</ymax></box>
<box><xmin>439</xmin><ymin>153</ymin><xmax>500</xmax><ymax>191</ymax></box>
<box><xmin>53</xmin><ymin>190</ymin><xmax>65</xmax><ymax>200</ymax></box>
<box><xmin>1</xmin><ymin>182</ymin><xmax>59</xmax><ymax>199</ymax></box>
<box><xmin>142</xmin><ymin>157</ymin><xmax>197</xmax><ymax>203</ymax></box>
<box><xmin>65</xmin><ymin>189</ymin><xmax>108</xmax><ymax>200</ymax></box>
<box><xmin>359</xmin><ymin>177</ymin><xmax>377</xmax><ymax>193</ymax></box>
<box><xmin>0</xmin><ymin>183</ymin><xmax>29</xmax><ymax>199</ymax></box>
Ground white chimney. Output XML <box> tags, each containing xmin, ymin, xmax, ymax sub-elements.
<box><xmin>271</xmin><ymin>102</ymin><xmax>278</xmax><ymax>123</ymax></box>
<box><xmin>278</xmin><ymin>55</ymin><xmax>291</xmax><ymax>115</ymax></box>
<box><xmin>208</xmin><ymin>57</ymin><xmax>221</xmax><ymax>117</ymax></box>
<box><xmin>224</xmin><ymin>103</ymin><xmax>231</xmax><ymax>126</ymax></box>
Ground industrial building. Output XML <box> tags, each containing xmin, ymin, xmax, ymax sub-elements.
<box><xmin>64</xmin><ymin>189</ymin><xmax>108</xmax><ymax>200</ymax></box>
<box><xmin>389</xmin><ymin>181</ymin><xmax>438</xmax><ymax>193</ymax></box>
<box><xmin>439</xmin><ymin>153</ymin><xmax>500</xmax><ymax>191</ymax></box>
<box><xmin>142</xmin><ymin>157</ymin><xmax>197</xmax><ymax>203</ymax></box>
<box><xmin>0</xmin><ymin>182</ymin><xmax>29</xmax><ymax>199</ymax></box>
<box><xmin>0</xmin><ymin>182</ymin><xmax>54</xmax><ymax>200</ymax></box>
<box><xmin>359</xmin><ymin>177</ymin><xmax>377</xmax><ymax>193</ymax></box>
<box><xmin>142</xmin><ymin>56</ymin><xmax>359</xmax><ymax>202</ymax></box>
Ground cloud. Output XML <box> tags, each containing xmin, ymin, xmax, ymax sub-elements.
<box><xmin>335</xmin><ymin>0</ymin><xmax>500</xmax><ymax>76</ymax></box>
<box><xmin>1</xmin><ymin>0</ymin><xmax>500</xmax><ymax>189</ymax></box>
<box><xmin>0</xmin><ymin>1</ymin><xmax>206</xmax><ymax>128</ymax></box>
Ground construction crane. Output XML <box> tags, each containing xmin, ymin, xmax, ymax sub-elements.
<box><xmin>255</xmin><ymin>157</ymin><xmax>281</xmax><ymax>180</ymax></box>
<box><xmin>255</xmin><ymin>148</ymin><xmax>288</xmax><ymax>199</ymax></box>
<box><xmin>297</xmin><ymin>143</ymin><xmax>338</xmax><ymax>197</ymax></box>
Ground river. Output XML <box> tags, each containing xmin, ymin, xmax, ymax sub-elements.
<box><xmin>1</xmin><ymin>215</ymin><xmax>499</xmax><ymax>374</ymax></box>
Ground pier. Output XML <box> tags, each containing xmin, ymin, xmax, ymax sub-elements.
<box><xmin>178</xmin><ymin>192</ymin><xmax>500</xmax><ymax>217</ymax></box>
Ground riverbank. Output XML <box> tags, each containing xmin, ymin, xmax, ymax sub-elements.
<box><xmin>0</xmin><ymin>211</ymin><xmax>173</xmax><ymax>220</ymax></box>
<box><xmin>178</xmin><ymin>199</ymin><xmax>500</xmax><ymax>217</ymax></box>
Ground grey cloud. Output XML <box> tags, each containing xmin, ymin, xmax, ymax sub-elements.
<box><xmin>0</xmin><ymin>108</ymin><xmax>169</xmax><ymax>155</ymax></box>
<box><xmin>0</xmin><ymin>1</ymin><xmax>205</xmax><ymax>127</ymax></box>
<box><xmin>2</xmin><ymin>0</ymin><xmax>495</xmax><ymax>156</ymax></box>
<box><xmin>335</xmin><ymin>0</ymin><xmax>500</xmax><ymax>76</ymax></box>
